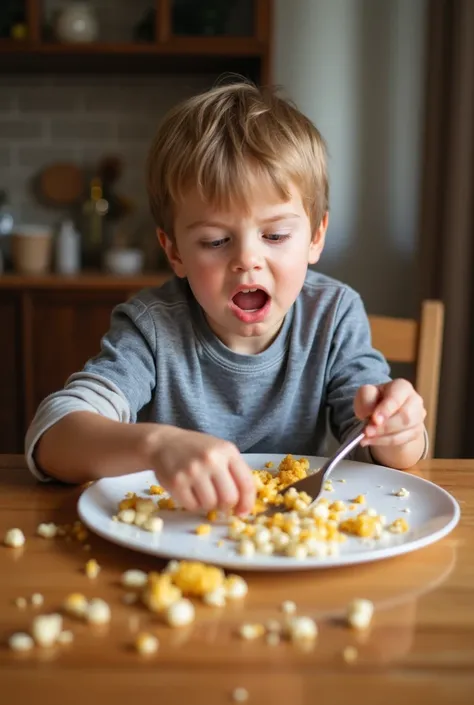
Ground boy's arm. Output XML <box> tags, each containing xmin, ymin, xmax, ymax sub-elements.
<box><xmin>26</xmin><ymin>300</ymin><xmax>158</xmax><ymax>482</ymax></box>
<box><xmin>325</xmin><ymin>290</ymin><xmax>427</xmax><ymax>468</ymax></box>
<box><xmin>34</xmin><ymin>411</ymin><xmax>173</xmax><ymax>484</ymax></box>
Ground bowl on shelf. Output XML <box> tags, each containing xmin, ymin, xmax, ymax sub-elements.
<box><xmin>104</xmin><ymin>247</ymin><xmax>144</xmax><ymax>276</ymax></box>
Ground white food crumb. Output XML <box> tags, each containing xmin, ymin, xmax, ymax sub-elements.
<box><xmin>31</xmin><ymin>613</ymin><xmax>63</xmax><ymax>647</ymax></box>
<box><xmin>9</xmin><ymin>632</ymin><xmax>34</xmax><ymax>652</ymax></box>
<box><xmin>287</xmin><ymin>616</ymin><xmax>318</xmax><ymax>641</ymax></box>
<box><xmin>232</xmin><ymin>687</ymin><xmax>249</xmax><ymax>702</ymax></box>
<box><xmin>14</xmin><ymin>597</ymin><xmax>27</xmax><ymax>609</ymax></box>
<box><xmin>166</xmin><ymin>599</ymin><xmax>195</xmax><ymax>627</ymax></box>
<box><xmin>31</xmin><ymin>593</ymin><xmax>44</xmax><ymax>608</ymax></box>
<box><xmin>143</xmin><ymin>516</ymin><xmax>164</xmax><ymax>533</ymax></box>
<box><xmin>239</xmin><ymin>539</ymin><xmax>255</xmax><ymax>557</ymax></box>
<box><xmin>281</xmin><ymin>600</ymin><xmax>297</xmax><ymax>615</ymax></box>
<box><xmin>4</xmin><ymin>528</ymin><xmax>25</xmax><ymax>548</ymax></box>
<box><xmin>86</xmin><ymin>598</ymin><xmax>111</xmax><ymax>625</ymax></box>
<box><xmin>117</xmin><ymin>509</ymin><xmax>136</xmax><ymax>524</ymax></box>
<box><xmin>347</xmin><ymin>598</ymin><xmax>374</xmax><ymax>630</ymax></box>
<box><xmin>257</xmin><ymin>542</ymin><xmax>274</xmax><ymax>556</ymax></box>
<box><xmin>163</xmin><ymin>559</ymin><xmax>180</xmax><ymax>574</ymax></box>
<box><xmin>239</xmin><ymin>623</ymin><xmax>264</xmax><ymax>640</ymax></box>
<box><xmin>225</xmin><ymin>575</ymin><xmax>248</xmax><ymax>600</ymax></box>
<box><xmin>203</xmin><ymin>586</ymin><xmax>226</xmax><ymax>607</ymax></box>
<box><xmin>394</xmin><ymin>487</ymin><xmax>410</xmax><ymax>498</ymax></box>
<box><xmin>136</xmin><ymin>632</ymin><xmax>159</xmax><ymax>655</ymax></box>
<box><xmin>36</xmin><ymin>522</ymin><xmax>58</xmax><ymax>539</ymax></box>
<box><xmin>121</xmin><ymin>569</ymin><xmax>148</xmax><ymax>588</ymax></box>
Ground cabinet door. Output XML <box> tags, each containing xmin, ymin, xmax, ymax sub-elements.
<box><xmin>0</xmin><ymin>293</ymin><xmax>23</xmax><ymax>453</ymax></box>
<box><xmin>28</xmin><ymin>289</ymin><xmax>130</xmax><ymax>424</ymax></box>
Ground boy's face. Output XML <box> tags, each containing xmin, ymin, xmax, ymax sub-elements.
<box><xmin>159</xmin><ymin>181</ymin><xmax>328</xmax><ymax>354</ymax></box>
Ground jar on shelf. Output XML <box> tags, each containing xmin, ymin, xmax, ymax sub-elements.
<box><xmin>55</xmin><ymin>1</ymin><xmax>99</xmax><ymax>43</ymax></box>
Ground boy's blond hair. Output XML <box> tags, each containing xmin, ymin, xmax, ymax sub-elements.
<box><xmin>146</xmin><ymin>81</ymin><xmax>329</xmax><ymax>238</ymax></box>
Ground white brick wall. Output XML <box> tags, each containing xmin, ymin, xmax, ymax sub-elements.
<box><xmin>0</xmin><ymin>73</ymin><xmax>215</xmax><ymax>234</ymax></box>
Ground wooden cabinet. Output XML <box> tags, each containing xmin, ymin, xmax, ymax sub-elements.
<box><xmin>0</xmin><ymin>273</ymin><xmax>170</xmax><ymax>453</ymax></box>
<box><xmin>0</xmin><ymin>0</ymin><xmax>273</xmax><ymax>83</ymax></box>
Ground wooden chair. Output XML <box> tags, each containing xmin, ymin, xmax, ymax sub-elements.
<box><xmin>368</xmin><ymin>300</ymin><xmax>444</xmax><ymax>458</ymax></box>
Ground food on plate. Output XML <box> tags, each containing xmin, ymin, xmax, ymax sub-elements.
<box><xmin>111</xmin><ymin>454</ymin><xmax>410</xmax><ymax>560</ymax></box>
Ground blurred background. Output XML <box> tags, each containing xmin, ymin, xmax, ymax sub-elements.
<box><xmin>0</xmin><ymin>0</ymin><xmax>472</xmax><ymax>458</ymax></box>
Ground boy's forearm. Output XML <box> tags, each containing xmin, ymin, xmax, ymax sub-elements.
<box><xmin>35</xmin><ymin>411</ymin><xmax>167</xmax><ymax>483</ymax></box>
<box><xmin>369</xmin><ymin>432</ymin><xmax>425</xmax><ymax>470</ymax></box>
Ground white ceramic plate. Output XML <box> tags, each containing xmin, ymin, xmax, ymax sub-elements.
<box><xmin>77</xmin><ymin>455</ymin><xmax>460</xmax><ymax>571</ymax></box>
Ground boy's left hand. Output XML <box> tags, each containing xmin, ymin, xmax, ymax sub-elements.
<box><xmin>354</xmin><ymin>379</ymin><xmax>426</xmax><ymax>448</ymax></box>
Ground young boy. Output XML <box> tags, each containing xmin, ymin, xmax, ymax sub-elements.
<box><xmin>25</xmin><ymin>82</ymin><xmax>427</xmax><ymax>517</ymax></box>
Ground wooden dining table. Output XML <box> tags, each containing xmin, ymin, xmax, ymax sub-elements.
<box><xmin>1</xmin><ymin>454</ymin><xmax>473</xmax><ymax>705</ymax></box>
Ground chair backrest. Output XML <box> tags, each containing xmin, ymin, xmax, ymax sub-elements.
<box><xmin>368</xmin><ymin>300</ymin><xmax>444</xmax><ymax>458</ymax></box>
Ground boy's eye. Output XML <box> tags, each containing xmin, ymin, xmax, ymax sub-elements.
<box><xmin>201</xmin><ymin>237</ymin><xmax>229</xmax><ymax>249</ymax></box>
<box><xmin>264</xmin><ymin>233</ymin><xmax>291</xmax><ymax>242</ymax></box>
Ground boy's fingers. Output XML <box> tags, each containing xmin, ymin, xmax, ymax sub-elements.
<box><xmin>354</xmin><ymin>384</ymin><xmax>381</xmax><ymax>419</ymax></box>
<box><xmin>213</xmin><ymin>471</ymin><xmax>239</xmax><ymax>510</ymax></box>
<box><xmin>362</xmin><ymin>424</ymin><xmax>424</xmax><ymax>447</ymax></box>
<box><xmin>176</xmin><ymin>486</ymin><xmax>200</xmax><ymax>512</ymax></box>
<box><xmin>192</xmin><ymin>475</ymin><xmax>218</xmax><ymax>512</ymax></box>
<box><xmin>366</xmin><ymin>397</ymin><xmax>424</xmax><ymax>437</ymax></box>
<box><xmin>371</xmin><ymin>379</ymin><xmax>413</xmax><ymax>424</ymax></box>
<box><xmin>230</xmin><ymin>457</ymin><xmax>256</xmax><ymax>516</ymax></box>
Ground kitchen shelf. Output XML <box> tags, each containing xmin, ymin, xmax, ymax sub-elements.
<box><xmin>0</xmin><ymin>1</ymin><xmax>272</xmax><ymax>81</ymax></box>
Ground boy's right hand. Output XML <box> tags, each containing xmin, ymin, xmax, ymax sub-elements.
<box><xmin>145</xmin><ymin>427</ymin><xmax>256</xmax><ymax>516</ymax></box>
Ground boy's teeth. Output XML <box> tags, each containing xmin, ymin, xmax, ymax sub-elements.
<box><xmin>242</xmin><ymin>288</ymin><xmax>258</xmax><ymax>293</ymax></box>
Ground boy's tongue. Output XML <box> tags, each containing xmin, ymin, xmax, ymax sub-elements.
<box><xmin>233</xmin><ymin>290</ymin><xmax>267</xmax><ymax>311</ymax></box>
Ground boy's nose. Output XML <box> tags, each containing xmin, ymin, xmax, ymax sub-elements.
<box><xmin>230</xmin><ymin>242</ymin><xmax>263</xmax><ymax>272</ymax></box>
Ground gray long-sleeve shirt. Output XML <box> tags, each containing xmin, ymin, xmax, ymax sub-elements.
<box><xmin>26</xmin><ymin>270</ymin><xmax>396</xmax><ymax>480</ymax></box>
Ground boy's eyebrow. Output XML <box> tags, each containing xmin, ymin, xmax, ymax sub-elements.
<box><xmin>186</xmin><ymin>220</ymin><xmax>229</xmax><ymax>231</ymax></box>
<box><xmin>261</xmin><ymin>213</ymin><xmax>301</xmax><ymax>223</ymax></box>
<box><xmin>186</xmin><ymin>213</ymin><xmax>301</xmax><ymax>231</ymax></box>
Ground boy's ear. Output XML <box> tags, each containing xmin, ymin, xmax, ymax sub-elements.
<box><xmin>157</xmin><ymin>229</ymin><xmax>187</xmax><ymax>278</ymax></box>
<box><xmin>308</xmin><ymin>211</ymin><xmax>329</xmax><ymax>265</ymax></box>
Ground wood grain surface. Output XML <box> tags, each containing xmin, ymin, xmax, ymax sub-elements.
<box><xmin>0</xmin><ymin>457</ymin><xmax>472</xmax><ymax>705</ymax></box>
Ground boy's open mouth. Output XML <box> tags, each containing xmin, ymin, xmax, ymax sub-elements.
<box><xmin>232</xmin><ymin>288</ymin><xmax>269</xmax><ymax>312</ymax></box>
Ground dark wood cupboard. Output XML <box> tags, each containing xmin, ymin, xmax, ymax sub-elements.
<box><xmin>0</xmin><ymin>273</ymin><xmax>170</xmax><ymax>453</ymax></box>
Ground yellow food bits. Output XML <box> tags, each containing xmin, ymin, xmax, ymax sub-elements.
<box><xmin>157</xmin><ymin>497</ymin><xmax>176</xmax><ymax>510</ymax></box>
<box><xmin>149</xmin><ymin>484</ymin><xmax>165</xmax><ymax>495</ymax></box>
<box><xmin>171</xmin><ymin>561</ymin><xmax>225</xmax><ymax>597</ymax></box>
<box><xmin>85</xmin><ymin>559</ymin><xmax>101</xmax><ymax>579</ymax></box>
<box><xmin>206</xmin><ymin>510</ymin><xmax>218</xmax><ymax>522</ymax></box>
<box><xmin>119</xmin><ymin>494</ymin><xmax>138</xmax><ymax>511</ymax></box>
<box><xmin>63</xmin><ymin>593</ymin><xmax>88</xmax><ymax>618</ymax></box>
<box><xmin>195</xmin><ymin>524</ymin><xmax>211</xmax><ymax>536</ymax></box>
<box><xmin>142</xmin><ymin>573</ymin><xmax>182</xmax><ymax>613</ymax></box>
<box><xmin>265</xmin><ymin>461</ymin><xmax>274</xmax><ymax>468</ymax></box>
<box><xmin>353</xmin><ymin>494</ymin><xmax>366</xmax><ymax>505</ymax></box>
<box><xmin>388</xmin><ymin>518</ymin><xmax>409</xmax><ymax>534</ymax></box>
<box><xmin>339</xmin><ymin>513</ymin><xmax>383</xmax><ymax>538</ymax></box>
